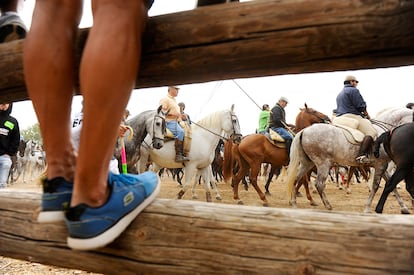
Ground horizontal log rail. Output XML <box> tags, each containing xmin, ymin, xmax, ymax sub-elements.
<box><xmin>0</xmin><ymin>190</ymin><xmax>414</xmax><ymax>274</ymax></box>
<box><xmin>0</xmin><ymin>0</ymin><xmax>414</xmax><ymax>102</ymax></box>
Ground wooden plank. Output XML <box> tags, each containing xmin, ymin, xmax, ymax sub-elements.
<box><xmin>0</xmin><ymin>190</ymin><xmax>413</xmax><ymax>274</ymax></box>
<box><xmin>0</xmin><ymin>0</ymin><xmax>414</xmax><ymax>102</ymax></box>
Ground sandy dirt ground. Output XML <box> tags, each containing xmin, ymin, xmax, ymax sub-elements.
<box><xmin>2</xmin><ymin>173</ymin><xmax>413</xmax><ymax>274</ymax></box>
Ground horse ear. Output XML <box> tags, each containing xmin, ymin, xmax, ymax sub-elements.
<box><xmin>304</xmin><ymin>103</ymin><xmax>308</xmax><ymax>109</ymax></box>
<box><xmin>230</xmin><ymin>104</ymin><xmax>234</xmax><ymax>112</ymax></box>
<box><xmin>157</xmin><ymin>105</ymin><xmax>162</xmax><ymax>113</ymax></box>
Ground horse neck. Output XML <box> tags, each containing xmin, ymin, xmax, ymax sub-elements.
<box><xmin>193</xmin><ymin>114</ymin><xmax>225</xmax><ymax>151</ymax></box>
<box><xmin>295</xmin><ymin>115</ymin><xmax>315</xmax><ymax>132</ymax></box>
<box><xmin>375</xmin><ymin>109</ymin><xmax>414</xmax><ymax>130</ymax></box>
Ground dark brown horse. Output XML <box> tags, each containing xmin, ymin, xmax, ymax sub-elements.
<box><xmin>223</xmin><ymin>103</ymin><xmax>330</xmax><ymax>205</ymax></box>
<box><xmin>374</xmin><ymin>122</ymin><xmax>414</xmax><ymax>213</ymax></box>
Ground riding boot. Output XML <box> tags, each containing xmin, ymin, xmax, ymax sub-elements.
<box><xmin>356</xmin><ymin>136</ymin><xmax>373</xmax><ymax>164</ymax></box>
<box><xmin>175</xmin><ymin>139</ymin><xmax>190</xmax><ymax>162</ymax></box>
<box><xmin>285</xmin><ymin>139</ymin><xmax>292</xmax><ymax>158</ymax></box>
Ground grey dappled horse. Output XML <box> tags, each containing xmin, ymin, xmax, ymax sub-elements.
<box><xmin>286</xmin><ymin>107</ymin><xmax>414</xmax><ymax>214</ymax></box>
<box><xmin>116</xmin><ymin>106</ymin><xmax>166</xmax><ymax>173</ymax></box>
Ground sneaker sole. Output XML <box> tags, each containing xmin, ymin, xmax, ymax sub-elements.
<box><xmin>67</xmin><ymin>176</ymin><xmax>161</xmax><ymax>250</ymax></box>
<box><xmin>38</xmin><ymin>210</ymin><xmax>65</xmax><ymax>223</ymax></box>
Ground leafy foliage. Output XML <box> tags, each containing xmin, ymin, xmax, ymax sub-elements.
<box><xmin>21</xmin><ymin>123</ymin><xmax>42</xmax><ymax>144</ymax></box>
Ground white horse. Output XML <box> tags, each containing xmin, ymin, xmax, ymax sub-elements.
<box><xmin>140</xmin><ymin>106</ymin><xmax>242</xmax><ymax>201</ymax></box>
<box><xmin>20</xmin><ymin>140</ymin><xmax>46</xmax><ymax>182</ymax></box>
<box><xmin>286</xmin><ymin>107</ymin><xmax>413</xmax><ymax>213</ymax></box>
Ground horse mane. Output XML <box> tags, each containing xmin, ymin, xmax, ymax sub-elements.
<box><xmin>195</xmin><ymin>109</ymin><xmax>227</xmax><ymax>128</ymax></box>
<box><xmin>375</xmin><ymin>107</ymin><xmax>414</xmax><ymax>125</ymax></box>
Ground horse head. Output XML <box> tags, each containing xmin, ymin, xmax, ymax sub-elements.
<box><xmin>228</xmin><ymin>108</ymin><xmax>242</xmax><ymax>143</ymax></box>
<box><xmin>151</xmin><ymin>106</ymin><xmax>166</xmax><ymax>149</ymax></box>
<box><xmin>18</xmin><ymin>139</ymin><xmax>27</xmax><ymax>158</ymax></box>
<box><xmin>295</xmin><ymin>103</ymin><xmax>331</xmax><ymax>131</ymax></box>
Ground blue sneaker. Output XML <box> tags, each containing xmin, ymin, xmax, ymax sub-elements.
<box><xmin>65</xmin><ymin>171</ymin><xmax>160</xmax><ymax>250</ymax></box>
<box><xmin>38</xmin><ymin>177</ymin><xmax>73</xmax><ymax>223</ymax></box>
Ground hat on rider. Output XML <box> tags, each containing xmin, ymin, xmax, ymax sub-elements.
<box><xmin>344</xmin><ymin>75</ymin><xmax>358</xmax><ymax>84</ymax></box>
<box><xmin>279</xmin><ymin>96</ymin><xmax>289</xmax><ymax>103</ymax></box>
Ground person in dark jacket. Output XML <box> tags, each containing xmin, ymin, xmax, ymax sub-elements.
<box><xmin>336</xmin><ymin>75</ymin><xmax>376</xmax><ymax>163</ymax></box>
<box><xmin>0</xmin><ymin>102</ymin><xmax>20</xmax><ymax>188</ymax></box>
<box><xmin>268</xmin><ymin>97</ymin><xmax>293</xmax><ymax>155</ymax></box>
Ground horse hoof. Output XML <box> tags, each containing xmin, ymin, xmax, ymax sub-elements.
<box><xmin>363</xmin><ymin>208</ymin><xmax>371</xmax><ymax>214</ymax></box>
<box><xmin>237</xmin><ymin>200</ymin><xmax>244</xmax><ymax>205</ymax></box>
<box><xmin>310</xmin><ymin>201</ymin><xmax>318</xmax><ymax>206</ymax></box>
<box><xmin>265</xmin><ymin>191</ymin><xmax>271</xmax><ymax>196</ymax></box>
<box><xmin>401</xmin><ymin>208</ymin><xmax>410</xmax><ymax>214</ymax></box>
<box><xmin>177</xmin><ymin>190</ymin><xmax>185</xmax><ymax>199</ymax></box>
<box><xmin>206</xmin><ymin>194</ymin><xmax>212</xmax><ymax>202</ymax></box>
<box><xmin>296</xmin><ymin>192</ymin><xmax>303</xmax><ymax>197</ymax></box>
<box><xmin>192</xmin><ymin>195</ymin><xmax>198</xmax><ymax>200</ymax></box>
<box><xmin>263</xmin><ymin>202</ymin><xmax>269</xmax><ymax>207</ymax></box>
<box><xmin>216</xmin><ymin>196</ymin><xmax>222</xmax><ymax>201</ymax></box>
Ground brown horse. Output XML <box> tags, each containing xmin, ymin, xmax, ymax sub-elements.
<box><xmin>223</xmin><ymin>103</ymin><xmax>330</xmax><ymax>205</ymax></box>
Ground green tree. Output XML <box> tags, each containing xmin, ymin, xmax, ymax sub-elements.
<box><xmin>21</xmin><ymin>123</ymin><xmax>42</xmax><ymax>144</ymax></box>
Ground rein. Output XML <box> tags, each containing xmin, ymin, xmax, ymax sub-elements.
<box><xmin>191</xmin><ymin>120</ymin><xmax>231</xmax><ymax>141</ymax></box>
<box><xmin>191</xmin><ymin>113</ymin><xmax>241</xmax><ymax>141</ymax></box>
<box><xmin>370</xmin><ymin>118</ymin><xmax>397</xmax><ymax>132</ymax></box>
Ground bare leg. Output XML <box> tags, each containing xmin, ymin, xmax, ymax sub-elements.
<box><xmin>72</xmin><ymin>0</ymin><xmax>147</xmax><ymax>207</ymax></box>
<box><xmin>23</xmin><ymin>0</ymin><xmax>82</xmax><ymax>182</ymax></box>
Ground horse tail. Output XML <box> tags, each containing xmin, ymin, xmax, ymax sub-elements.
<box><xmin>374</xmin><ymin>130</ymin><xmax>392</xmax><ymax>158</ymax></box>
<box><xmin>286</xmin><ymin>131</ymin><xmax>304</xmax><ymax>201</ymax></box>
<box><xmin>223</xmin><ymin>139</ymin><xmax>234</xmax><ymax>183</ymax></box>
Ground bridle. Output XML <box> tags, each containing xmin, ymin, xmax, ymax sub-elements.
<box><xmin>304</xmin><ymin>108</ymin><xmax>330</xmax><ymax>124</ymax></box>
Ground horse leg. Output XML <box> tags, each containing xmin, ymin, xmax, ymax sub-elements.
<box><xmin>314</xmin><ymin>166</ymin><xmax>332</xmax><ymax>210</ymax></box>
<box><xmin>206</xmin><ymin>169</ymin><xmax>222</xmax><ymax>201</ymax></box>
<box><xmin>232</xmin><ymin>161</ymin><xmax>249</xmax><ymax>205</ymax></box>
<box><xmin>294</xmin><ymin>179</ymin><xmax>304</xmax><ymax>197</ymax></box>
<box><xmin>302</xmin><ymin>174</ymin><xmax>318</xmax><ymax>206</ymax></box>
<box><xmin>375</xmin><ymin>166</ymin><xmax>407</xmax><ymax>213</ymax></box>
<box><xmin>249</xmin><ymin>166</ymin><xmax>268</xmax><ymax>206</ymax></box>
<box><xmin>346</xmin><ymin>166</ymin><xmax>354</xmax><ymax>194</ymax></box>
<box><xmin>405</xmin><ymin>170</ymin><xmax>414</xmax><ymax>208</ymax></box>
<box><xmin>264</xmin><ymin>165</ymin><xmax>279</xmax><ymax>195</ymax></box>
<box><xmin>191</xmin><ymin>173</ymin><xmax>199</xmax><ymax>200</ymax></box>
<box><xmin>364</xmin><ymin>163</ymin><xmax>388</xmax><ymax>213</ymax></box>
<box><xmin>389</xmin><ymin>167</ymin><xmax>413</xmax><ymax>214</ymax></box>
<box><xmin>177</xmin><ymin>169</ymin><xmax>195</xmax><ymax>200</ymax></box>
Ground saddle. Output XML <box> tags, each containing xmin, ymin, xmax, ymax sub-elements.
<box><xmin>332</xmin><ymin>116</ymin><xmax>364</xmax><ymax>144</ymax></box>
<box><xmin>164</xmin><ymin>121</ymin><xmax>192</xmax><ymax>155</ymax></box>
<box><xmin>265</xmin><ymin>129</ymin><xmax>286</xmax><ymax>148</ymax></box>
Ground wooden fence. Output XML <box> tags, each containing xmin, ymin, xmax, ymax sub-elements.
<box><xmin>0</xmin><ymin>0</ymin><xmax>414</xmax><ymax>273</ymax></box>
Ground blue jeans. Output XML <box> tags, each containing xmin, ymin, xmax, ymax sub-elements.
<box><xmin>271</xmin><ymin>127</ymin><xmax>293</xmax><ymax>141</ymax></box>
<box><xmin>0</xmin><ymin>154</ymin><xmax>12</xmax><ymax>186</ymax></box>
<box><xmin>166</xmin><ymin>121</ymin><xmax>185</xmax><ymax>141</ymax></box>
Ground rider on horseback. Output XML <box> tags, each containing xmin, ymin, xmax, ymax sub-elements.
<box><xmin>268</xmin><ymin>97</ymin><xmax>294</xmax><ymax>156</ymax></box>
<box><xmin>336</xmin><ymin>75</ymin><xmax>377</xmax><ymax>164</ymax></box>
<box><xmin>160</xmin><ymin>86</ymin><xmax>189</xmax><ymax>162</ymax></box>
